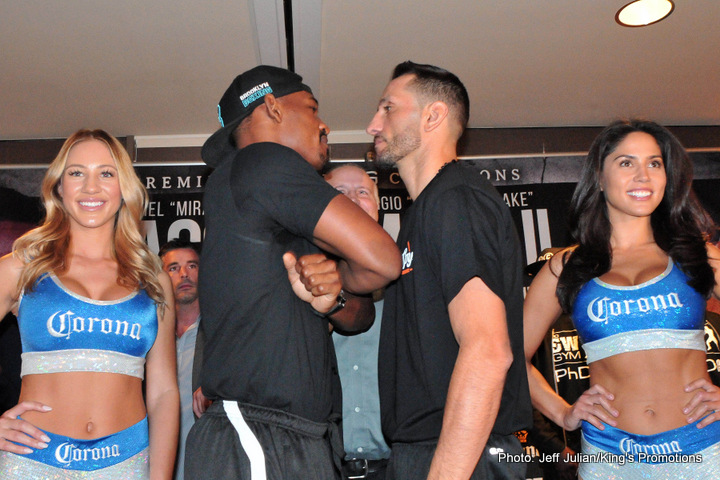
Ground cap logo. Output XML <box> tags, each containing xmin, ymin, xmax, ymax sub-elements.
<box><xmin>240</xmin><ymin>82</ymin><xmax>273</xmax><ymax>107</ymax></box>
<box><xmin>217</xmin><ymin>105</ymin><xmax>224</xmax><ymax>127</ymax></box>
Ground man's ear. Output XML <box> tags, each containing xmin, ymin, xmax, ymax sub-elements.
<box><xmin>423</xmin><ymin>101</ymin><xmax>449</xmax><ymax>133</ymax></box>
<box><xmin>262</xmin><ymin>94</ymin><xmax>282</xmax><ymax>123</ymax></box>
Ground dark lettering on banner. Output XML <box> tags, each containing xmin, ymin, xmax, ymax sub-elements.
<box><xmin>135</xmin><ymin>165</ymin><xmax>212</xmax><ymax>253</ymax></box>
<box><xmin>1</xmin><ymin>152</ymin><xmax>718</xmax><ymax>263</ymax></box>
<box><xmin>349</xmin><ymin>153</ymin><xmax>720</xmax><ymax>265</ymax></box>
<box><xmin>366</xmin><ymin>166</ymin><xmax>411</xmax><ymax>242</ymax></box>
<box><xmin>551</xmin><ymin>327</ymin><xmax>590</xmax><ymax>384</ymax></box>
<box><xmin>341</xmin><ymin>159</ymin><xmax>577</xmax><ymax>264</ymax></box>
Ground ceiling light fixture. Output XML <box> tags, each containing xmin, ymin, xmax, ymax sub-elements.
<box><xmin>616</xmin><ymin>0</ymin><xmax>674</xmax><ymax>27</ymax></box>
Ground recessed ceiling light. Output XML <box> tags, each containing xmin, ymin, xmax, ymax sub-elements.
<box><xmin>616</xmin><ymin>0</ymin><xmax>674</xmax><ymax>27</ymax></box>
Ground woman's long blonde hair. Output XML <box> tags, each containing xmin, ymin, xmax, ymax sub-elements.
<box><xmin>13</xmin><ymin>129</ymin><xmax>165</xmax><ymax>305</ymax></box>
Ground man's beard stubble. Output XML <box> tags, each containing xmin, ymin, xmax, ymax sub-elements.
<box><xmin>374</xmin><ymin>126</ymin><xmax>421</xmax><ymax>168</ymax></box>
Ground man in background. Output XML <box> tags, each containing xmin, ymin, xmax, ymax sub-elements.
<box><xmin>159</xmin><ymin>239</ymin><xmax>204</xmax><ymax>480</ymax></box>
<box><xmin>326</xmin><ymin>164</ymin><xmax>391</xmax><ymax>480</ymax></box>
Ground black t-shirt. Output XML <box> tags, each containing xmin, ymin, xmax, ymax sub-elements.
<box><xmin>198</xmin><ymin>142</ymin><xmax>340</xmax><ymax>423</ymax></box>
<box><xmin>379</xmin><ymin>161</ymin><xmax>532</xmax><ymax>442</ymax></box>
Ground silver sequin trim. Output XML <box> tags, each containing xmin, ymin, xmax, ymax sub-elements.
<box><xmin>0</xmin><ymin>447</ymin><xmax>149</xmax><ymax>479</ymax></box>
<box><xmin>21</xmin><ymin>349</ymin><xmax>145</xmax><ymax>379</ymax></box>
<box><xmin>583</xmin><ymin>328</ymin><xmax>705</xmax><ymax>363</ymax></box>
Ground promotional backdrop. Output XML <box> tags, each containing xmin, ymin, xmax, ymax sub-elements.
<box><xmin>132</xmin><ymin>152</ymin><xmax>720</xmax><ymax>266</ymax></box>
<box><xmin>2</xmin><ymin>152</ymin><xmax>718</xmax><ymax>267</ymax></box>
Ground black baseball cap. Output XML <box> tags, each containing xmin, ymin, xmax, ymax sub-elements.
<box><xmin>202</xmin><ymin>65</ymin><xmax>312</xmax><ymax>162</ymax></box>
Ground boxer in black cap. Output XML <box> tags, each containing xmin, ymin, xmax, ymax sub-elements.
<box><xmin>185</xmin><ymin>65</ymin><xmax>401</xmax><ymax>480</ymax></box>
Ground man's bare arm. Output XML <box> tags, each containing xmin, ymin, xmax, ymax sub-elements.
<box><xmin>427</xmin><ymin>276</ymin><xmax>512</xmax><ymax>480</ymax></box>
<box><xmin>313</xmin><ymin>194</ymin><xmax>401</xmax><ymax>295</ymax></box>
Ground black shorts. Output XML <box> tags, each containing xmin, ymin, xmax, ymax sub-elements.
<box><xmin>386</xmin><ymin>433</ymin><xmax>526</xmax><ymax>480</ymax></box>
<box><xmin>184</xmin><ymin>400</ymin><xmax>342</xmax><ymax>480</ymax></box>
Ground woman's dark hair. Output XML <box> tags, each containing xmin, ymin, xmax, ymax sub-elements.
<box><xmin>557</xmin><ymin>119</ymin><xmax>715</xmax><ymax>312</ymax></box>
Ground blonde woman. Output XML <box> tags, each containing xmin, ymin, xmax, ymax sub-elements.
<box><xmin>0</xmin><ymin>129</ymin><xmax>178</xmax><ymax>479</ymax></box>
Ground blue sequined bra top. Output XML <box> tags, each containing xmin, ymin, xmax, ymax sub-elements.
<box><xmin>17</xmin><ymin>273</ymin><xmax>158</xmax><ymax>379</ymax></box>
<box><xmin>572</xmin><ymin>259</ymin><xmax>706</xmax><ymax>363</ymax></box>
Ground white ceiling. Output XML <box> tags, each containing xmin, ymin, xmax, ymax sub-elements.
<box><xmin>2</xmin><ymin>0</ymin><xmax>719</xmax><ymax>147</ymax></box>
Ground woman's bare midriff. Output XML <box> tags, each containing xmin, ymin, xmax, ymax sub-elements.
<box><xmin>590</xmin><ymin>348</ymin><xmax>709</xmax><ymax>434</ymax></box>
<box><xmin>18</xmin><ymin>371</ymin><xmax>146</xmax><ymax>439</ymax></box>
